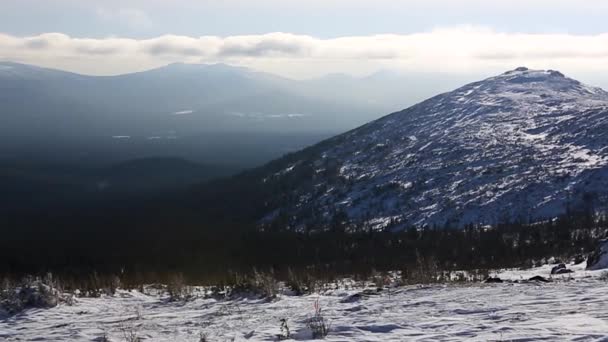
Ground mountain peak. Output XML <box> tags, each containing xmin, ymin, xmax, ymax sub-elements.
<box><xmin>498</xmin><ymin>67</ymin><xmax>568</xmax><ymax>80</ymax></box>
<box><xmin>254</xmin><ymin>68</ymin><xmax>608</xmax><ymax>231</ymax></box>
<box><xmin>455</xmin><ymin>67</ymin><xmax>607</xmax><ymax>100</ymax></box>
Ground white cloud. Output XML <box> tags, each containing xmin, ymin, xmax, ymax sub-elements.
<box><xmin>2</xmin><ymin>27</ymin><xmax>608</xmax><ymax>77</ymax></box>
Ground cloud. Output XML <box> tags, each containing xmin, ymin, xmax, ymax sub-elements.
<box><xmin>141</xmin><ymin>35</ymin><xmax>219</xmax><ymax>56</ymax></box>
<box><xmin>219</xmin><ymin>33</ymin><xmax>315</xmax><ymax>57</ymax></box>
<box><xmin>2</xmin><ymin>27</ymin><xmax>608</xmax><ymax>77</ymax></box>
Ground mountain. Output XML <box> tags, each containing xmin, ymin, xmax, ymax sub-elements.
<box><xmin>0</xmin><ymin>61</ymin><xmax>426</xmax><ymax>167</ymax></box>
<box><xmin>0</xmin><ymin>61</ymin><xmax>386</xmax><ymax>138</ymax></box>
<box><xmin>202</xmin><ymin>67</ymin><xmax>608</xmax><ymax>230</ymax></box>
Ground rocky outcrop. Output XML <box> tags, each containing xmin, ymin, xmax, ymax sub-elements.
<box><xmin>551</xmin><ymin>263</ymin><xmax>573</xmax><ymax>275</ymax></box>
<box><xmin>586</xmin><ymin>238</ymin><xmax>608</xmax><ymax>270</ymax></box>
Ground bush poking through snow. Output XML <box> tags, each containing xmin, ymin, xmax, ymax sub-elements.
<box><xmin>307</xmin><ymin>299</ymin><xmax>330</xmax><ymax>339</ymax></box>
<box><xmin>0</xmin><ymin>274</ymin><xmax>72</xmax><ymax>316</ymax></box>
<box><xmin>167</xmin><ymin>273</ymin><xmax>193</xmax><ymax>302</ymax></box>
<box><xmin>400</xmin><ymin>252</ymin><xmax>441</xmax><ymax>285</ymax></box>
<box><xmin>277</xmin><ymin>318</ymin><xmax>291</xmax><ymax>340</ymax></box>
<box><xmin>253</xmin><ymin>269</ymin><xmax>279</xmax><ymax>299</ymax></box>
<box><xmin>287</xmin><ymin>268</ymin><xmax>318</xmax><ymax>295</ymax></box>
<box><xmin>120</xmin><ymin>321</ymin><xmax>141</xmax><ymax>342</ymax></box>
<box><xmin>228</xmin><ymin>269</ymin><xmax>279</xmax><ymax>299</ymax></box>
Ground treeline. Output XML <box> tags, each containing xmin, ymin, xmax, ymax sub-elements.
<box><xmin>1</xmin><ymin>203</ymin><xmax>605</xmax><ymax>284</ymax></box>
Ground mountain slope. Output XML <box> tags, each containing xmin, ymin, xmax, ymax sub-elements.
<box><xmin>222</xmin><ymin>67</ymin><xmax>608</xmax><ymax>230</ymax></box>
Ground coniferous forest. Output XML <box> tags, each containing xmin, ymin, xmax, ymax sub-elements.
<box><xmin>2</xmin><ymin>190</ymin><xmax>604</xmax><ymax>285</ymax></box>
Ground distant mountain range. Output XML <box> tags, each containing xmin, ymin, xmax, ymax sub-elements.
<box><xmin>197</xmin><ymin>68</ymin><xmax>608</xmax><ymax>230</ymax></box>
<box><xmin>0</xmin><ymin>61</ymin><xmax>440</xmax><ymax>137</ymax></box>
<box><xmin>0</xmin><ymin>61</ymin><xmax>468</xmax><ymax>167</ymax></box>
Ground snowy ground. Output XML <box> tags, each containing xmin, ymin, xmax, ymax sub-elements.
<box><xmin>2</xmin><ymin>263</ymin><xmax>608</xmax><ymax>341</ymax></box>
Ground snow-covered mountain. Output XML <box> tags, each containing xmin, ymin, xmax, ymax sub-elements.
<box><xmin>257</xmin><ymin>67</ymin><xmax>608</xmax><ymax>230</ymax></box>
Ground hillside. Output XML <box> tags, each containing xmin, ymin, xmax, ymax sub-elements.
<box><xmin>206</xmin><ymin>68</ymin><xmax>608</xmax><ymax>231</ymax></box>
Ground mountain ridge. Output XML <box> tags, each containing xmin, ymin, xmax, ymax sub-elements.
<box><xmin>223</xmin><ymin>67</ymin><xmax>608</xmax><ymax>231</ymax></box>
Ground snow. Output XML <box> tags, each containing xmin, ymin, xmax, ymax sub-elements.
<box><xmin>260</xmin><ymin>68</ymin><xmax>608</xmax><ymax>230</ymax></box>
<box><xmin>226</xmin><ymin>112</ymin><xmax>307</xmax><ymax>119</ymax></box>
<box><xmin>172</xmin><ymin>110</ymin><xmax>194</xmax><ymax>115</ymax></box>
<box><xmin>3</xmin><ymin>266</ymin><xmax>608</xmax><ymax>341</ymax></box>
<box><xmin>267</xmin><ymin>114</ymin><xmax>307</xmax><ymax>118</ymax></box>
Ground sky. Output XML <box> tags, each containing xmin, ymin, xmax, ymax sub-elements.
<box><xmin>2</xmin><ymin>0</ymin><xmax>608</xmax><ymax>83</ymax></box>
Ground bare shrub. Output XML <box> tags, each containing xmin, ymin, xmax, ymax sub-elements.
<box><xmin>107</xmin><ymin>275</ymin><xmax>122</xmax><ymax>296</ymax></box>
<box><xmin>307</xmin><ymin>299</ymin><xmax>330</xmax><ymax>339</ymax></box>
<box><xmin>229</xmin><ymin>269</ymin><xmax>278</xmax><ymax>299</ymax></box>
<box><xmin>133</xmin><ymin>306</ymin><xmax>143</xmax><ymax>320</ymax></box>
<box><xmin>253</xmin><ymin>269</ymin><xmax>278</xmax><ymax>298</ymax></box>
<box><xmin>370</xmin><ymin>270</ymin><xmax>392</xmax><ymax>289</ymax></box>
<box><xmin>400</xmin><ymin>252</ymin><xmax>440</xmax><ymax>285</ymax></box>
<box><xmin>120</xmin><ymin>321</ymin><xmax>141</xmax><ymax>342</ymax></box>
<box><xmin>286</xmin><ymin>268</ymin><xmax>318</xmax><ymax>295</ymax></box>
<box><xmin>167</xmin><ymin>273</ymin><xmax>193</xmax><ymax>302</ymax></box>
<box><xmin>0</xmin><ymin>274</ymin><xmax>71</xmax><ymax>316</ymax></box>
<box><xmin>277</xmin><ymin>318</ymin><xmax>290</xmax><ymax>340</ymax></box>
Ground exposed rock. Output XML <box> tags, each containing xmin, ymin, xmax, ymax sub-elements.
<box><xmin>554</xmin><ymin>268</ymin><xmax>574</xmax><ymax>275</ymax></box>
<box><xmin>528</xmin><ymin>276</ymin><xmax>551</xmax><ymax>283</ymax></box>
<box><xmin>484</xmin><ymin>277</ymin><xmax>503</xmax><ymax>283</ymax></box>
<box><xmin>587</xmin><ymin>238</ymin><xmax>608</xmax><ymax>270</ymax></box>
<box><xmin>551</xmin><ymin>263</ymin><xmax>573</xmax><ymax>275</ymax></box>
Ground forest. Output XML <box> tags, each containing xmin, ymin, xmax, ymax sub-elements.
<box><xmin>2</xmin><ymin>197</ymin><xmax>604</xmax><ymax>286</ymax></box>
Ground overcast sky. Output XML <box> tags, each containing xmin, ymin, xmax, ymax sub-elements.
<box><xmin>2</xmin><ymin>0</ymin><xmax>608</xmax><ymax>83</ymax></box>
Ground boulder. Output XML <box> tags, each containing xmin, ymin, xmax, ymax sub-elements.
<box><xmin>551</xmin><ymin>263</ymin><xmax>573</xmax><ymax>275</ymax></box>
<box><xmin>586</xmin><ymin>238</ymin><xmax>608</xmax><ymax>270</ymax></box>
<box><xmin>553</xmin><ymin>268</ymin><xmax>574</xmax><ymax>275</ymax></box>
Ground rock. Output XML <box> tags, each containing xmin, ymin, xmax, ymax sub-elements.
<box><xmin>554</xmin><ymin>268</ymin><xmax>574</xmax><ymax>274</ymax></box>
<box><xmin>550</xmin><ymin>263</ymin><xmax>573</xmax><ymax>275</ymax></box>
<box><xmin>528</xmin><ymin>276</ymin><xmax>550</xmax><ymax>283</ymax></box>
<box><xmin>484</xmin><ymin>277</ymin><xmax>503</xmax><ymax>283</ymax></box>
<box><xmin>586</xmin><ymin>238</ymin><xmax>608</xmax><ymax>270</ymax></box>
<box><xmin>340</xmin><ymin>293</ymin><xmax>363</xmax><ymax>303</ymax></box>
